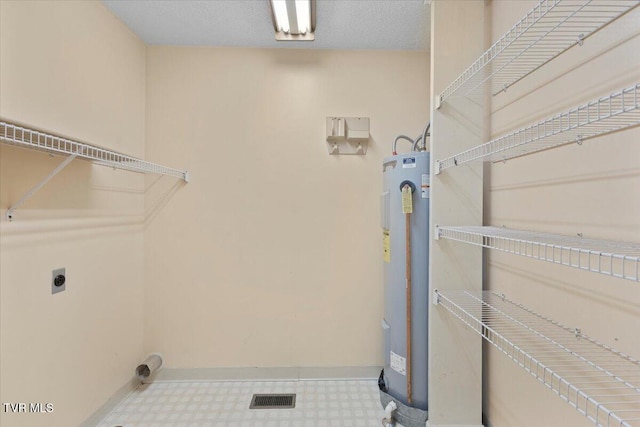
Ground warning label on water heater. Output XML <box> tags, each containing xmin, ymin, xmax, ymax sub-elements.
<box><xmin>421</xmin><ymin>173</ymin><xmax>430</xmax><ymax>198</ymax></box>
<box><xmin>390</xmin><ymin>351</ymin><xmax>407</xmax><ymax>376</ymax></box>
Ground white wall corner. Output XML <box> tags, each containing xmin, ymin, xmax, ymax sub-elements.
<box><xmin>79</xmin><ymin>377</ymin><xmax>140</xmax><ymax>427</ymax></box>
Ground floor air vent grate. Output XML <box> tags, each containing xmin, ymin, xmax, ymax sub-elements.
<box><xmin>249</xmin><ymin>393</ymin><xmax>296</xmax><ymax>409</ymax></box>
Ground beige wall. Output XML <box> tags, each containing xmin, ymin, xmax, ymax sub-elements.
<box><xmin>484</xmin><ymin>2</ymin><xmax>640</xmax><ymax>426</ymax></box>
<box><xmin>428</xmin><ymin>1</ymin><xmax>486</xmax><ymax>425</ymax></box>
<box><xmin>144</xmin><ymin>47</ymin><xmax>429</xmax><ymax>368</ymax></box>
<box><xmin>0</xmin><ymin>2</ymin><xmax>146</xmax><ymax>426</ymax></box>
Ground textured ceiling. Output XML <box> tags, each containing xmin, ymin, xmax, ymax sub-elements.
<box><xmin>101</xmin><ymin>0</ymin><xmax>430</xmax><ymax>50</ymax></box>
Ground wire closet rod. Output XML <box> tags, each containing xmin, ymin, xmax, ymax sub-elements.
<box><xmin>0</xmin><ymin>120</ymin><xmax>188</xmax><ymax>181</ymax></box>
<box><xmin>435</xmin><ymin>82</ymin><xmax>640</xmax><ymax>173</ymax></box>
<box><xmin>1</xmin><ymin>119</ymin><xmax>188</xmax><ymax>220</ymax></box>
<box><xmin>437</xmin><ymin>0</ymin><xmax>640</xmax><ymax>104</ymax></box>
<box><xmin>435</xmin><ymin>290</ymin><xmax>640</xmax><ymax>427</ymax></box>
<box><xmin>436</xmin><ymin>226</ymin><xmax>640</xmax><ymax>282</ymax></box>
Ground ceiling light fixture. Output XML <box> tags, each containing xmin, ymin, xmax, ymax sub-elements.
<box><xmin>269</xmin><ymin>0</ymin><xmax>315</xmax><ymax>41</ymax></box>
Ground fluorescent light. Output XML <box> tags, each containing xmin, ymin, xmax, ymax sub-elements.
<box><xmin>270</xmin><ymin>0</ymin><xmax>315</xmax><ymax>41</ymax></box>
<box><xmin>295</xmin><ymin>0</ymin><xmax>310</xmax><ymax>34</ymax></box>
<box><xmin>272</xmin><ymin>0</ymin><xmax>290</xmax><ymax>33</ymax></box>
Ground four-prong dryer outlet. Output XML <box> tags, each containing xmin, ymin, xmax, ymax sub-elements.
<box><xmin>379</xmin><ymin>152</ymin><xmax>429</xmax><ymax>427</ymax></box>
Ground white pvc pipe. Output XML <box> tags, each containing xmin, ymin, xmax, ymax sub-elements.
<box><xmin>383</xmin><ymin>400</ymin><xmax>397</xmax><ymax>426</ymax></box>
<box><xmin>135</xmin><ymin>353</ymin><xmax>164</xmax><ymax>382</ymax></box>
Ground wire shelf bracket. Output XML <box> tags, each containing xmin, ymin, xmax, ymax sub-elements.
<box><xmin>437</xmin><ymin>0</ymin><xmax>640</xmax><ymax>105</ymax></box>
<box><xmin>435</xmin><ymin>83</ymin><xmax>640</xmax><ymax>174</ymax></box>
<box><xmin>5</xmin><ymin>153</ymin><xmax>78</xmax><ymax>221</ymax></box>
<box><xmin>1</xmin><ymin>119</ymin><xmax>189</xmax><ymax>221</ymax></box>
<box><xmin>435</xmin><ymin>290</ymin><xmax>640</xmax><ymax>427</ymax></box>
<box><xmin>436</xmin><ymin>226</ymin><xmax>640</xmax><ymax>282</ymax></box>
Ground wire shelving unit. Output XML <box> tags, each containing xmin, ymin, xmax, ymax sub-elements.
<box><xmin>0</xmin><ymin>121</ymin><xmax>188</xmax><ymax>181</ymax></box>
<box><xmin>437</xmin><ymin>0</ymin><xmax>640</xmax><ymax>105</ymax></box>
<box><xmin>435</xmin><ymin>83</ymin><xmax>640</xmax><ymax>174</ymax></box>
<box><xmin>1</xmin><ymin>120</ymin><xmax>188</xmax><ymax>220</ymax></box>
<box><xmin>434</xmin><ymin>290</ymin><xmax>640</xmax><ymax>427</ymax></box>
<box><xmin>436</xmin><ymin>226</ymin><xmax>640</xmax><ymax>282</ymax></box>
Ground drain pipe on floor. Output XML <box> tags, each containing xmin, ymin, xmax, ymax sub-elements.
<box><xmin>382</xmin><ymin>400</ymin><xmax>398</xmax><ymax>426</ymax></box>
<box><xmin>135</xmin><ymin>353</ymin><xmax>164</xmax><ymax>383</ymax></box>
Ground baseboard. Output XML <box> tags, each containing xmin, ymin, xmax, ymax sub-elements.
<box><xmin>149</xmin><ymin>366</ymin><xmax>383</xmax><ymax>383</ymax></box>
<box><xmin>79</xmin><ymin>376</ymin><xmax>140</xmax><ymax>427</ymax></box>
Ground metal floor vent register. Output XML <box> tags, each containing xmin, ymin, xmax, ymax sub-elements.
<box><xmin>249</xmin><ymin>393</ymin><xmax>296</xmax><ymax>409</ymax></box>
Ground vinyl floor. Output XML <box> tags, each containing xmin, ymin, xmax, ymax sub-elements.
<box><xmin>98</xmin><ymin>379</ymin><xmax>387</xmax><ymax>427</ymax></box>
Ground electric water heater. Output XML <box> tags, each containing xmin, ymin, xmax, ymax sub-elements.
<box><xmin>379</xmin><ymin>151</ymin><xmax>429</xmax><ymax>427</ymax></box>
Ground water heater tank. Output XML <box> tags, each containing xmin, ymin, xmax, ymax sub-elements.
<box><xmin>379</xmin><ymin>152</ymin><xmax>429</xmax><ymax>424</ymax></box>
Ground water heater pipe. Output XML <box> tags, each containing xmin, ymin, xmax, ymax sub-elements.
<box><xmin>382</xmin><ymin>400</ymin><xmax>398</xmax><ymax>426</ymax></box>
<box><xmin>392</xmin><ymin>135</ymin><xmax>415</xmax><ymax>155</ymax></box>
<box><xmin>404</xmin><ymin>185</ymin><xmax>413</xmax><ymax>405</ymax></box>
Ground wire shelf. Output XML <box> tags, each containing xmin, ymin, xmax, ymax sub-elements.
<box><xmin>435</xmin><ymin>83</ymin><xmax>640</xmax><ymax>173</ymax></box>
<box><xmin>435</xmin><ymin>290</ymin><xmax>640</xmax><ymax>427</ymax></box>
<box><xmin>437</xmin><ymin>0</ymin><xmax>640</xmax><ymax>103</ymax></box>
<box><xmin>436</xmin><ymin>226</ymin><xmax>640</xmax><ymax>282</ymax></box>
<box><xmin>0</xmin><ymin>120</ymin><xmax>188</xmax><ymax>181</ymax></box>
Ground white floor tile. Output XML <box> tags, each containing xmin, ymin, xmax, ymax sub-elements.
<box><xmin>98</xmin><ymin>379</ymin><xmax>387</xmax><ymax>427</ymax></box>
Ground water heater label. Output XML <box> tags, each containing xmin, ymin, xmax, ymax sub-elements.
<box><xmin>390</xmin><ymin>351</ymin><xmax>406</xmax><ymax>376</ymax></box>
<box><xmin>383</xmin><ymin>230</ymin><xmax>391</xmax><ymax>263</ymax></box>
<box><xmin>402</xmin><ymin>157</ymin><xmax>416</xmax><ymax>168</ymax></box>
<box><xmin>421</xmin><ymin>173</ymin><xmax>430</xmax><ymax>198</ymax></box>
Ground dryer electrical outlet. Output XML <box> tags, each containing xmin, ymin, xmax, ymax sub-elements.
<box><xmin>52</xmin><ymin>268</ymin><xmax>66</xmax><ymax>294</ymax></box>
